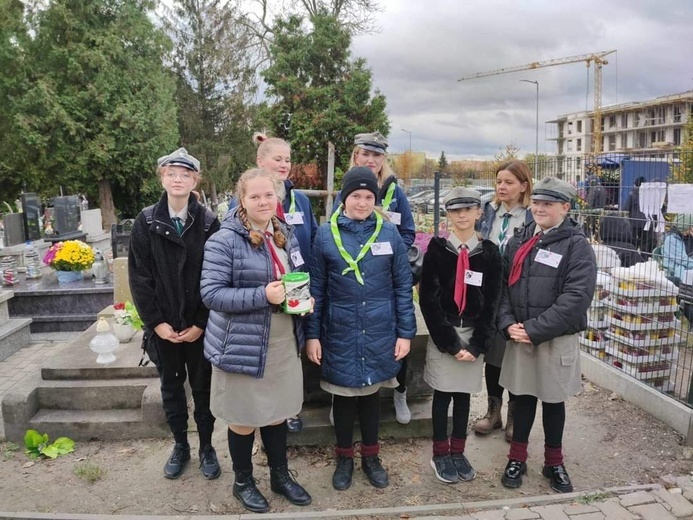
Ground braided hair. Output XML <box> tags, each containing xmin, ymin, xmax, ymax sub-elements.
<box><xmin>235</xmin><ymin>168</ymin><xmax>287</xmax><ymax>249</ymax></box>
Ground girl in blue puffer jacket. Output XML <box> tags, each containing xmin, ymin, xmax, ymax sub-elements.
<box><xmin>305</xmin><ymin>167</ymin><xmax>417</xmax><ymax>492</ymax></box>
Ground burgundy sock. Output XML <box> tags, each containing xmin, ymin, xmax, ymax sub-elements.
<box><xmin>360</xmin><ymin>443</ymin><xmax>380</xmax><ymax>457</ymax></box>
<box><xmin>335</xmin><ymin>445</ymin><xmax>354</xmax><ymax>458</ymax></box>
<box><xmin>508</xmin><ymin>441</ymin><xmax>529</xmax><ymax>463</ymax></box>
<box><xmin>432</xmin><ymin>438</ymin><xmax>449</xmax><ymax>457</ymax></box>
<box><xmin>450</xmin><ymin>436</ymin><xmax>466</xmax><ymax>455</ymax></box>
<box><xmin>544</xmin><ymin>445</ymin><xmax>564</xmax><ymax>466</ymax></box>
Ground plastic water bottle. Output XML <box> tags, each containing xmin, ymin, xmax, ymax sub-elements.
<box><xmin>24</xmin><ymin>241</ymin><xmax>42</xmax><ymax>279</ymax></box>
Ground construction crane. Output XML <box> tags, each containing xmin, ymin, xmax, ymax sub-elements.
<box><xmin>458</xmin><ymin>50</ymin><xmax>616</xmax><ymax>156</ymax></box>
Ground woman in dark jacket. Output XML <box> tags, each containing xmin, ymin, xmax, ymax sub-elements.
<box><xmin>201</xmin><ymin>168</ymin><xmax>311</xmax><ymax>513</ymax></box>
<box><xmin>599</xmin><ymin>215</ymin><xmax>643</xmax><ymax>268</ymax></box>
<box><xmin>129</xmin><ymin>148</ymin><xmax>221</xmax><ymax>482</ymax></box>
<box><xmin>305</xmin><ymin>167</ymin><xmax>416</xmax><ymax>491</ymax></box>
<box><xmin>420</xmin><ymin>187</ymin><xmax>503</xmax><ymax>484</ymax></box>
<box><xmin>475</xmin><ymin>161</ymin><xmax>533</xmax><ymax>441</ymax></box>
<box><xmin>497</xmin><ymin>177</ymin><xmax>597</xmax><ymax>494</ymax></box>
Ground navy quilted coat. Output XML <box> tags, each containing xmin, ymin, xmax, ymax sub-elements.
<box><xmin>201</xmin><ymin>207</ymin><xmax>305</xmax><ymax>378</ymax></box>
<box><xmin>305</xmin><ymin>212</ymin><xmax>417</xmax><ymax>388</ymax></box>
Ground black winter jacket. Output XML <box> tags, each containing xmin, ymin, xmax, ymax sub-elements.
<box><xmin>128</xmin><ymin>192</ymin><xmax>220</xmax><ymax>332</ymax></box>
<box><xmin>497</xmin><ymin>219</ymin><xmax>597</xmax><ymax>346</ymax></box>
<box><xmin>419</xmin><ymin>235</ymin><xmax>503</xmax><ymax>357</ymax></box>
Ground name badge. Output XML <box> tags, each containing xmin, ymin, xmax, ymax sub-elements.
<box><xmin>386</xmin><ymin>211</ymin><xmax>402</xmax><ymax>225</ymax></box>
<box><xmin>285</xmin><ymin>212</ymin><xmax>304</xmax><ymax>225</ymax></box>
<box><xmin>290</xmin><ymin>250</ymin><xmax>305</xmax><ymax>267</ymax></box>
<box><xmin>370</xmin><ymin>242</ymin><xmax>393</xmax><ymax>256</ymax></box>
<box><xmin>535</xmin><ymin>249</ymin><xmax>562</xmax><ymax>268</ymax></box>
<box><xmin>464</xmin><ymin>270</ymin><xmax>483</xmax><ymax>286</ymax></box>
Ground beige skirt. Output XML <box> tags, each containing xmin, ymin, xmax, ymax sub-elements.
<box><xmin>321</xmin><ymin>377</ymin><xmax>398</xmax><ymax>397</ymax></box>
<box><xmin>499</xmin><ymin>334</ymin><xmax>581</xmax><ymax>403</ymax></box>
<box><xmin>423</xmin><ymin>327</ymin><xmax>484</xmax><ymax>394</ymax></box>
<box><xmin>210</xmin><ymin>312</ymin><xmax>303</xmax><ymax>426</ymax></box>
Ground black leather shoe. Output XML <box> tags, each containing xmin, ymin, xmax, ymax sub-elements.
<box><xmin>362</xmin><ymin>455</ymin><xmax>389</xmax><ymax>488</ymax></box>
<box><xmin>451</xmin><ymin>453</ymin><xmax>476</xmax><ymax>482</ymax></box>
<box><xmin>287</xmin><ymin>416</ymin><xmax>303</xmax><ymax>433</ymax></box>
<box><xmin>233</xmin><ymin>470</ymin><xmax>270</xmax><ymax>513</ymax></box>
<box><xmin>270</xmin><ymin>465</ymin><xmax>312</xmax><ymax>505</ymax></box>
<box><xmin>199</xmin><ymin>445</ymin><xmax>221</xmax><ymax>480</ymax></box>
<box><xmin>163</xmin><ymin>442</ymin><xmax>190</xmax><ymax>479</ymax></box>
<box><xmin>332</xmin><ymin>456</ymin><xmax>354</xmax><ymax>490</ymax></box>
<box><xmin>501</xmin><ymin>459</ymin><xmax>527</xmax><ymax>489</ymax></box>
<box><xmin>542</xmin><ymin>464</ymin><xmax>573</xmax><ymax>493</ymax></box>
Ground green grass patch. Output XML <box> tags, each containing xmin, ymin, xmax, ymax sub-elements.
<box><xmin>575</xmin><ymin>491</ymin><xmax>614</xmax><ymax>504</ymax></box>
<box><xmin>74</xmin><ymin>462</ymin><xmax>105</xmax><ymax>484</ymax></box>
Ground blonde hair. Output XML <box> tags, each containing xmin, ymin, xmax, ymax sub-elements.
<box><xmin>253</xmin><ymin>132</ymin><xmax>291</xmax><ymax>160</ymax></box>
<box><xmin>234</xmin><ymin>168</ymin><xmax>287</xmax><ymax>249</ymax></box>
<box><xmin>348</xmin><ymin>146</ymin><xmax>395</xmax><ymax>184</ymax></box>
<box><xmin>493</xmin><ymin>160</ymin><xmax>533</xmax><ymax>208</ymax></box>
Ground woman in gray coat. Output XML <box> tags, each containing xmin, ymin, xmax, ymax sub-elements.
<box><xmin>497</xmin><ymin>177</ymin><xmax>597</xmax><ymax>494</ymax></box>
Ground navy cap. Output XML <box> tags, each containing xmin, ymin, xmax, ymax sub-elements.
<box><xmin>157</xmin><ymin>148</ymin><xmax>200</xmax><ymax>172</ymax></box>
<box><xmin>443</xmin><ymin>187</ymin><xmax>482</xmax><ymax>210</ymax></box>
<box><xmin>341</xmin><ymin>166</ymin><xmax>379</xmax><ymax>200</ymax></box>
<box><xmin>354</xmin><ymin>131</ymin><xmax>388</xmax><ymax>154</ymax></box>
<box><xmin>531</xmin><ymin>177</ymin><xmax>576</xmax><ymax>202</ymax></box>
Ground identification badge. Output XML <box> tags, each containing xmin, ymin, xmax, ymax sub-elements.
<box><xmin>285</xmin><ymin>212</ymin><xmax>304</xmax><ymax>225</ymax></box>
<box><xmin>370</xmin><ymin>242</ymin><xmax>393</xmax><ymax>256</ymax></box>
<box><xmin>535</xmin><ymin>249</ymin><xmax>562</xmax><ymax>268</ymax></box>
<box><xmin>386</xmin><ymin>211</ymin><xmax>402</xmax><ymax>225</ymax></box>
<box><xmin>290</xmin><ymin>250</ymin><xmax>305</xmax><ymax>267</ymax></box>
<box><xmin>464</xmin><ymin>270</ymin><xmax>483</xmax><ymax>286</ymax></box>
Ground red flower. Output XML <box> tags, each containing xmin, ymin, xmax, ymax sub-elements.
<box><xmin>113</xmin><ymin>302</ymin><xmax>125</xmax><ymax>310</ymax></box>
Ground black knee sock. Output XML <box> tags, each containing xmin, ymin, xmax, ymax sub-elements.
<box><xmin>485</xmin><ymin>363</ymin><xmax>504</xmax><ymax>400</ymax></box>
<box><xmin>260</xmin><ymin>422</ymin><xmax>288</xmax><ymax>468</ymax></box>
<box><xmin>358</xmin><ymin>391</ymin><xmax>380</xmax><ymax>446</ymax></box>
<box><xmin>227</xmin><ymin>428</ymin><xmax>255</xmax><ymax>473</ymax></box>
<box><xmin>451</xmin><ymin>392</ymin><xmax>470</xmax><ymax>440</ymax></box>
<box><xmin>333</xmin><ymin>395</ymin><xmax>358</xmax><ymax>449</ymax></box>
<box><xmin>396</xmin><ymin>357</ymin><xmax>408</xmax><ymax>392</ymax></box>
<box><xmin>512</xmin><ymin>394</ymin><xmax>538</xmax><ymax>443</ymax></box>
<box><xmin>432</xmin><ymin>390</ymin><xmax>452</xmax><ymax>441</ymax></box>
<box><xmin>542</xmin><ymin>401</ymin><xmax>566</xmax><ymax>447</ymax></box>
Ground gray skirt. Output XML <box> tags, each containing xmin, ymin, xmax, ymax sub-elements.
<box><xmin>210</xmin><ymin>312</ymin><xmax>303</xmax><ymax>426</ymax></box>
<box><xmin>499</xmin><ymin>334</ymin><xmax>581</xmax><ymax>403</ymax></box>
<box><xmin>423</xmin><ymin>327</ymin><xmax>484</xmax><ymax>394</ymax></box>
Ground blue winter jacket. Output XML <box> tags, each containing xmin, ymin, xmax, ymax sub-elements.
<box><xmin>200</xmin><ymin>207</ymin><xmax>306</xmax><ymax>378</ymax></box>
<box><xmin>229</xmin><ymin>180</ymin><xmax>318</xmax><ymax>267</ymax></box>
<box><xmin>333</xmin><ymin>175</ymin><xmax>415</xmax><ymax>249</ymax></box>
<box><xmin>305</xmin><ymin>212</ymin><xmax>417</xmax><ymax>388</ymax></box>
<box><xmin>477</xmin><ymin>200</ymin><xmax>533</xmax><ymax>240</ymax></box>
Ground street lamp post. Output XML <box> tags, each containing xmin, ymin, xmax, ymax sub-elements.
<box><xmin>401</xmin><ymin>128</ymin><xmax>412</xmax><ymax>153</ymax></box>
<box><xmin>520</xmin><ymin>80</ymin><xmax>539</xmax><ymax>170</ymax></box>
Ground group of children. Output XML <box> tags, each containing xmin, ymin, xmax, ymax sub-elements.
<box><xmin>128</xmin><ymin>135</ymin><xmax>597</xmax><ymax>514</ymax></box>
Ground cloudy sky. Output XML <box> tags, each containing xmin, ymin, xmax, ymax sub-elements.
<box><xmin>349</xmin><ymin>0</ymin><xmax>693</xmax><ymax>160</ymax></box>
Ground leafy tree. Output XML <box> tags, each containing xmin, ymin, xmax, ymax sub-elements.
<box><xmin>15</xmin><ymin>0</ymin><xmax>179</xmax><ymax>224</ymax></box>
<box><xmin>261</xmin><ymin>13</ymin><xmax>389</xmax><ymax>176</ymax></box>
<box><xmin>438</xmin><ymin>150</ymin><xmax>448</xmax><ymax>173</ymax></box>
<box><xmin>493</xmin><ymin>142</ymin><xmax>521</xmax><ymax>169</ymax></box>
<box><xmin>672</xmin><ymin>115</ymin><xmax>693</xmax><ymax>183</ymax></box>
<box><xmin>166</xmin><ymin>0</ymin><xmax>258</xmax><ymax>206</ymax></box>
<box><xmin>523</xmin><ymin>153</ymin><xmax>553</xmax><ymax>178</ymax></box>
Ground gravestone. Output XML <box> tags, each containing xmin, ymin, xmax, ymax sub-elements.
<box><xmin>111</xmin><ymin>219</ymin><xmax>135</xmax><ymax>259</ymax></box>
<box><xmin>81</xmin><ymin>209</ymin><xmax>103</xmax><ymax>237</ymax></box>
<box><xmin>2</xmin><ymin>214</ymin><xmax>25</xmax><ymax>246</ymax></box>
<box><xmin>20</xmin><ymin>193</ymin><xmax>41</xmax><ymax>241</ymax></box>
<box><xmin>53</xmin><ymin>196</ymin><xmax>80</xmax><ymax>236</ymax></box>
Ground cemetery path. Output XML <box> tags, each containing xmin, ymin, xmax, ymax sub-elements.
<box><xmin>0</xmin><ymin>383</ymin><xmax>691</xmax><ymax>516</ymax></box>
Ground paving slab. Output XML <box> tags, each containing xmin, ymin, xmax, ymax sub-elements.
<box><xmin>619</xmin><ymin>489</ymin><xmax>657</xmax><ymax>507</ymax></box>
<box><xmin>567</xmin><ymin>513</ymin><xmax>605</xmax><ymax>520</ymax></box>
<box><xmin>563</xmin><ymin>504</ymin><xmax>599</xmax><ymax>515</ymax></box>
<box><xmin>654</xmin><ymin>487</ymin><xmax>693</xmax><ymax>517</ymax></box>
<box><xmin>529</xmin><ymin>504</ymin><xmax>570</xmax><ymax>520</ymax></box>
<box><xmin>505</xmin><ymin>508</ymin><xmax>541</xmax><ymax>519</ymax></box>
<box><xmin>628</xmin><ymin>502</ymin><xmax>677</xmax><ymax>520</ymax></box>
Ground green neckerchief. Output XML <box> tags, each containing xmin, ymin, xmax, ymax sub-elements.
<box><xmin>329</xmin><ymin>204</ymin><xmax>383</xmax><ymax>285</ymax></box>
<box><xmin>288</xmin><ymin>189</ymin><xmax>296</xmax><ymax>213</ymax></box>
<box><xmin>381</xmin><ymin>182</ymin><xmax>396</xmax><ymax>212</ymax></box>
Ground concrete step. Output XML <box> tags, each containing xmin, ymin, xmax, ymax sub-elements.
<box><xmin>29</xmin><ymin>408</ymin><xmax>170</xmax><ymax>441</ymax></box>
<box><xmin>36</xmin><ymin>379</ymin><xmax>153</xmax><ymax>410</ymax></box>
<box><xmin>0</xmin><ymin>316</ymin><xmax>32</xmax><ymax>361</ymax></box>
<box><xmin>26</xmin><ymin>314</ymin><xmax>97</xmax><ymax>333</ymax></box>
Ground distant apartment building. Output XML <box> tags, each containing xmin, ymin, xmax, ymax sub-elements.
<box><xmin>547</xmin><ymin>90</ymin><xmax>693</xmax><ymax>182</ymax></box>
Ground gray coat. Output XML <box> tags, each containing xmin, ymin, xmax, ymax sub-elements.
<box><xmin>497</xmin><ymin>219</ymin><xmax>597</xmax><ymax>401</ymax></box>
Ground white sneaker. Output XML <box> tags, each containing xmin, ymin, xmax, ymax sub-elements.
<box><xmin>393</xmin><ymin>390</ymin><xmax>411</xmax><ymax>424</ymax></box>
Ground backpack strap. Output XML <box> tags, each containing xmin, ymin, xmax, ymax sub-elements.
<box><xmin>142</xmin><ymin>204</ymin><xmax>157</xmax><ymax>225</ymax></box>
<box><xmin>202</xmin><ymin>207</ymin><xmax>217</xmax><ymax>232</ymax></box>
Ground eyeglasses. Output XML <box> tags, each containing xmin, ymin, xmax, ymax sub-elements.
<box><xmin>164</xmin><ymin>171</ymin><xmax>193</xmax><ymax>180</ymax></box>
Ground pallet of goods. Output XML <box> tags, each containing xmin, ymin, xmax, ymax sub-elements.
<box><xmin>580</xmin><ymin>272</ymin><xmax>611</xmax><ymax>358</ymax></box>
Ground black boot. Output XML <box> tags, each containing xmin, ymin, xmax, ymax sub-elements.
<box><xmin>501</xmin><ymin>459</ymin><xmax>527</xmax><ymax>489</ymax></box>
<box><xmin>233</xmin><ymin>469</ymin><xmax>270</xmax><ymax>513</ymax></box>
<box><xmin>362</xmin><ymin>455</ymin><xmax>389</xmax><ymax>488</ymax></box>
<box><xmin>163</xmin><ymin>442</ymin><xmax>190</xmax><ymax>479</ymax></box>
<box><xmin>542</xmin><ymin>464</ymin><xmax>573</xmax><ymax>493</ymax></box>
<box><xmin>332</xmin><ymin>455</ymin><xmax>354</xmax><ymax>490</ymax></box>
<box><xmin>270</xmin><ymin>465</ymin><xmax>312</xmax><ymax>506</ymax></box>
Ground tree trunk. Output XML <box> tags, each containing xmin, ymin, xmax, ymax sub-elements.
<box><xmin>209</xmin><ymin>181</ymin><xmax>218</xmax><ymax>212</ymax></box>
<box><xmin>98</xmin><ymin>178</ymin><xmax>118</xmax><ymax>229</ymax></box>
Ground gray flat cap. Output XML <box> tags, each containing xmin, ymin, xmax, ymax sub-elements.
<box><xmin>443</xmin><ymin>187</ymin><xmax>482</xmax><ymax>210</ymax></box>
<box><xmin>531</xmin><ymin>177</ymin><xmax>576</xmax><ymax>202</ymax></box>
<box><xmin>157</xmin><ymin>147</ymin><xmax>200</xmax><ymax>172</ymax></box>
<box><xmin>354</xmin><ymin>131</ymin><xmax>388</xmax><ymax>153</ymax></box>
